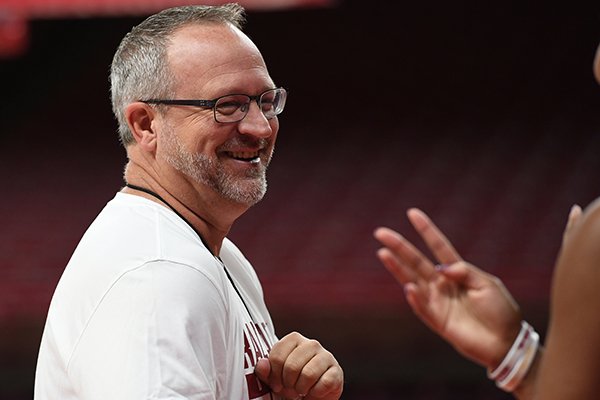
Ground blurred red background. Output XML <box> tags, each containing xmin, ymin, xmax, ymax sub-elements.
<box><xmin>1</xmin><ymin>1</ymin><xmax>600</xmax><ymax>399</ymax></box>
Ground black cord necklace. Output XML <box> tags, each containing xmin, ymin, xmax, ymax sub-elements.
<box><xmin>124</xmin><ymin>183</ymin><xmax>255</xmax><ymax>322</ymax></box>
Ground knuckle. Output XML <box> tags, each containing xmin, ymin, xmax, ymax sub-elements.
<box><xmin>307</xmin><ymin>338</ymin><xmax>322</xmax><ymax>350</ymax></box>
<box><xmin>314</xmin><ymin>370</ymin><xmax>343</xmax><ymax>396</ymax></box>
<box><xmin>287</xmin><ymin>331</ymin><xmax>303</xmax><ymax>340</ymax></box>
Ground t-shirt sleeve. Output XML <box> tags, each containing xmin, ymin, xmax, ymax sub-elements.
<box><xmin>66</xmin><ymin>260</ymin><xmax>230</xmax><ymax>400</ymax></box>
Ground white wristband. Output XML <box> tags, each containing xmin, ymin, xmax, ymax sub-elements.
<box><xmin>488</xmin><ymin>321</ymin><xmax>530</xmax><ymax>381</ymax></box>
<box><xmin>487</xmin><ymin>321</ymin><xmax>540</xmax><ymax>392</ymax></box>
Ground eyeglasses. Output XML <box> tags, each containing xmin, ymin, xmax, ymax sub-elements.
<box><xmin>142</xmin><ymin>87</ymin><xmax>287</xmax><ymax>123</ymax></box>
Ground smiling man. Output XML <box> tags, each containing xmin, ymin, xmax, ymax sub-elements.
<box><xmin>34</xmin><ymin>4</ymin><xmax>343</xmax><ymax>400</ymax></box>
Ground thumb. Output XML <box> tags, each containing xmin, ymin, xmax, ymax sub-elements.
<box><xmin>254</xmin><ymin>357</ymin><xmax>271</xmax><ymax>382</ymax></box>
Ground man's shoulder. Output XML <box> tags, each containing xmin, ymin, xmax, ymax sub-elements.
<box><xmin>71</xmin><ymin>193</ymin><xmax>214</xmax><ymax>276</ymax></box>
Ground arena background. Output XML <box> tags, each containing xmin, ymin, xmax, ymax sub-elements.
<box><xmin>1</xmin><ymin>0</ymin><xmax>600</xmax><ymax>398</ymax></box>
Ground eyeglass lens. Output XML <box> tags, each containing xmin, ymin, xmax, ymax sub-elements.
<box><xmin>214</xmin><ymin>88</ymin><xmax>286</xmax><ymax>123</ymax></box>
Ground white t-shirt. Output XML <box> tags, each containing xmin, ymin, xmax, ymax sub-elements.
<box><xmin>34</xmin><ymin>193</ymin><xmax>278</xmax><ymax>400</ymax></box>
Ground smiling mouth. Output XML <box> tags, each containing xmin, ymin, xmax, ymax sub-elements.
<box><xmin>226</xmin><ymin>151</ymin><xmax>261</xmax><ymax>164</ymax></box>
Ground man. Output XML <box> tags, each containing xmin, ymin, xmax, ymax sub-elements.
<box><xmin>34</xmin><ymin>4</ymin><xmax>343</xmax><ymax>400</ymax></box>
<box><xmin>373</xmin><ymin>46</ymin><xmax>600</xmax><ymax>400</ymax></box>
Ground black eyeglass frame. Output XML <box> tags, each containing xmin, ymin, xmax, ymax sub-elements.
<box><xmin>141</xmin><ymin>87</ymin><xmax>287</xmax><ymax>123</ymax></box>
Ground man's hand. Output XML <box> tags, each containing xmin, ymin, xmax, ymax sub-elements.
<box><xmin>254</xmin><ymin>332</ymin><xmax>343</xmax><ymax>400</ymax></box>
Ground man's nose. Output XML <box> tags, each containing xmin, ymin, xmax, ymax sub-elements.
<box><xmin>237</xmin><ymin>101</ymin><xmax>274</xmax><ymax>138</ymax></box>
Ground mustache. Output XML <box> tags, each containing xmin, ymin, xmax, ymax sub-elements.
<box><xmin>218</xmin><ymin>136</ymin><xmax>270</xmax><ymax>152</ymax></box>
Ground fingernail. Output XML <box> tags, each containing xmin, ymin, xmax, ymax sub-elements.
<box><xmin>435</xmin><ymin>264</ymin><xmax>448</xmax><ymax>271</ymax></box>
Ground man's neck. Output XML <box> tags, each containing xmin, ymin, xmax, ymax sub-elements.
<box><xmin>123</xmin><ymin>160</ymin><xmax>248</xmax><ymax>255</ymax></box>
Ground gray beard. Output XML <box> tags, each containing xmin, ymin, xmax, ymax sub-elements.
<box><xmin>161</xmin><ymin>129</ymin><xmax>269</xmax><ymax>207</ymax></box>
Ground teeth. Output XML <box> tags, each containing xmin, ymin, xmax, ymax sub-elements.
<box><xmin>229</xmin><ymin>151</ymin><xmax>260</xmax><ymax>162</ymax></box>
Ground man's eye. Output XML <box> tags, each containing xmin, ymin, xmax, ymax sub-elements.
<box><xmin>217</xmin><ymin>102</ymin><xmax>243</xmax><ymax>115</ymax></box>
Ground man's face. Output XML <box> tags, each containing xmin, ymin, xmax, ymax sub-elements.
<box><xmin>156</xmin><ymin>23</ymin><xmax>280</xmax><ymax>206</ymax></box>
<box><xmin>160</xmin><ymin>118</ymin><xmax>272</xmax><ymax>206</ymax></box>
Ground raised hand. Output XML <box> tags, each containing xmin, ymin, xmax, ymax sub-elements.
<box><xmin>254</xmin><ymin>332</ymin><xmax>343</xmax><ymax>400</ymax></box>
<box><xmin>374</xmin><ymin>208</ymin><xmax>522</xmax><ymax>369</ymax></box>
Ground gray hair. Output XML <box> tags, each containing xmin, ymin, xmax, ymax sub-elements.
<box><xmin>110</xmin><ymin>3</ymin><xmax>246</xmax><ymax>146</ymax></box>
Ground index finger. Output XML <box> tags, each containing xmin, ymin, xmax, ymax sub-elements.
<box><xmin>407</xmin><ymin>208</ymin><xmax>462</xmax><ymax>264</ymax></box>
<box><xmin>374</xmin><ymin>227</ymin><xmax>437</xmax><ymax>281</ymax></box>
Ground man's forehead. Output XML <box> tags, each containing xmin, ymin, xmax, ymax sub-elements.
<box><xmin>165</xmin><ymin>23</ymin><xmax>270</xmax><ymax>95</ymax></box>
<box><xmin>166</xmin><ymin>23</ymin><xmax>260</xmax><ymax>69</ymax></box>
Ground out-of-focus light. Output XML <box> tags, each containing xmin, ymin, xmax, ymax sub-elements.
<box><xmin>0</xmin><ymin>0</ymin><xmax>335</xmax><ymax>57</ymax></box>
<box><xmin>0</xmin><ymin>11</ymin><xmax>28</xmax><ymax>58</ymax></box>
<box><xmin>2</xmin><ymin>0</ymin><xmax>335</xmax><ymax>18</ymax></box>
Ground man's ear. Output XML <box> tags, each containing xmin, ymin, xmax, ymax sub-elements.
<box><xmin>125</xmin><ymin>102</ymin><xmax>159</xmax><ymax>152</ymax></box>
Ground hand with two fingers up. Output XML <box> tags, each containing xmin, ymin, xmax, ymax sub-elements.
<box><xmin>373</xmin><ymin>207</ymin><xmax>525</xmax><ymax>370</ymax></box>
<box><xmin>373</xmin><ymin>205</ymin><xmax>582</xmax><ymax>398</ymax></box>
